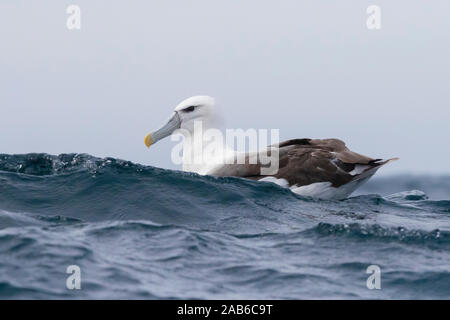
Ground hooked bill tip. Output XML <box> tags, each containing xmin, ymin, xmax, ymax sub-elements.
<box><xmin>144</xmin><ymin>134</ymin><xmax>153</xmax><ymax>148</ymax></box>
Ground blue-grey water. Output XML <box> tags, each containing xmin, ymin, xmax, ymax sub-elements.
<box><xmin>0</xmin><ymin>153</ymin><xmax>449</xmax><ymax>299</ymax></box>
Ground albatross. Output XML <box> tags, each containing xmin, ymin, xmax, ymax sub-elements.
<box><xmin>144</xmin><ymin>95</ymin><xmax>398</xmax><ymax>200</ymax></box>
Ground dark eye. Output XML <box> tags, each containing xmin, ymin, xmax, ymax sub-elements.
<box><xmin>183</xmin><ymin>106</ymin><xmax>196</xmax><ymax>112</ymax></box>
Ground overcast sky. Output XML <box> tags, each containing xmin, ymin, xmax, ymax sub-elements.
<box><xmin>1</xmin><ymin>1</ymin><xmax>449</xmax><ymax>175</ymax></box>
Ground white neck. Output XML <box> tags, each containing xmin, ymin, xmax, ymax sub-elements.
<box><xmin>180</xmin><ymin>120</ymin><xmax>234</xmax><ymax>175</ymax></box>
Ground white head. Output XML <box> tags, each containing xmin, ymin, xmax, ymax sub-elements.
<box><xmin>145</xmin><ymin>95</ymin><xmax>216</xmax><ymax>147</ymax></box>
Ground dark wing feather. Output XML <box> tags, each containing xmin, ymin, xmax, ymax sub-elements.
<box><xmin>209</xmin><ymin>138</ymin><xmax>394</xmax><ymax>188</ymax></box>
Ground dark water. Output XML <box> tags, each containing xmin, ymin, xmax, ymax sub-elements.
<box><xmin>0</xmin><ymin>153</ymin><xmax>449</xmax><ymax>299</ymax></box>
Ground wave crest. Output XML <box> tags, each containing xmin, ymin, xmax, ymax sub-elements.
<box><xmin>314</xmin><ymin>222</ymin><xmax>450</xmax><ymax>244</ymax></box>
<box><xmin>0</xmin><ymin>153</ymin><xmax>148</xmax><ymax>176</ymax></box>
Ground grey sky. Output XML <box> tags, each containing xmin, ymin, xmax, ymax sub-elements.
<box><xmin>1</xmin><ymin>1</ymin><xmax>449</xmax><ymax>175</ymax></box>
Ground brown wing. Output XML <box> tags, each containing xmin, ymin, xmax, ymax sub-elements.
<box><xmin>209</xmin><ymin>138</ymin><xmax>393</xmax><ymax>188</ymax></box>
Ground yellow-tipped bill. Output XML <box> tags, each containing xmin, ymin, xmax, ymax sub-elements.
<box><xmin>144</xmin><ymin>133</ymin><xmax>153</xmax><ymax>148</ymax></box>
<box><xmin>144</xmin><ymin>112</ymin><xmax>181</xmax><ymax>149</ymax></box>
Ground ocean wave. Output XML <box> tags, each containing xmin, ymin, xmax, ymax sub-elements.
<box><xmin>1</xmin><ymin>153</ymin><xmax>450</xmax><ymax>299</ymax></box>
<box><xmin>0</xmin><ymin>153</ymin><xmax>141</xmax><ymax>176</ymax></box>
<box><xmin>0</xmin><ymin>153</ymin><xmax>449</xmax><ymax>228</ymax></box>
<box><xmin>312</xmin><ymin>222</ymin><xmax>449</xmax><ymax>245</ymax></box>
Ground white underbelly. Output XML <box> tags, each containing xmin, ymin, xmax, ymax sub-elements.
<box><xmin>259</xmin><ymin>174</ymin><xmax>374</xmax><ymax>200</ymax></box>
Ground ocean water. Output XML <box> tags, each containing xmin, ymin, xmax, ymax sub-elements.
<box><xmin>0</xmin><ymin>153</ymin><xmax>449</xmax><ymax>299</ymax></box>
